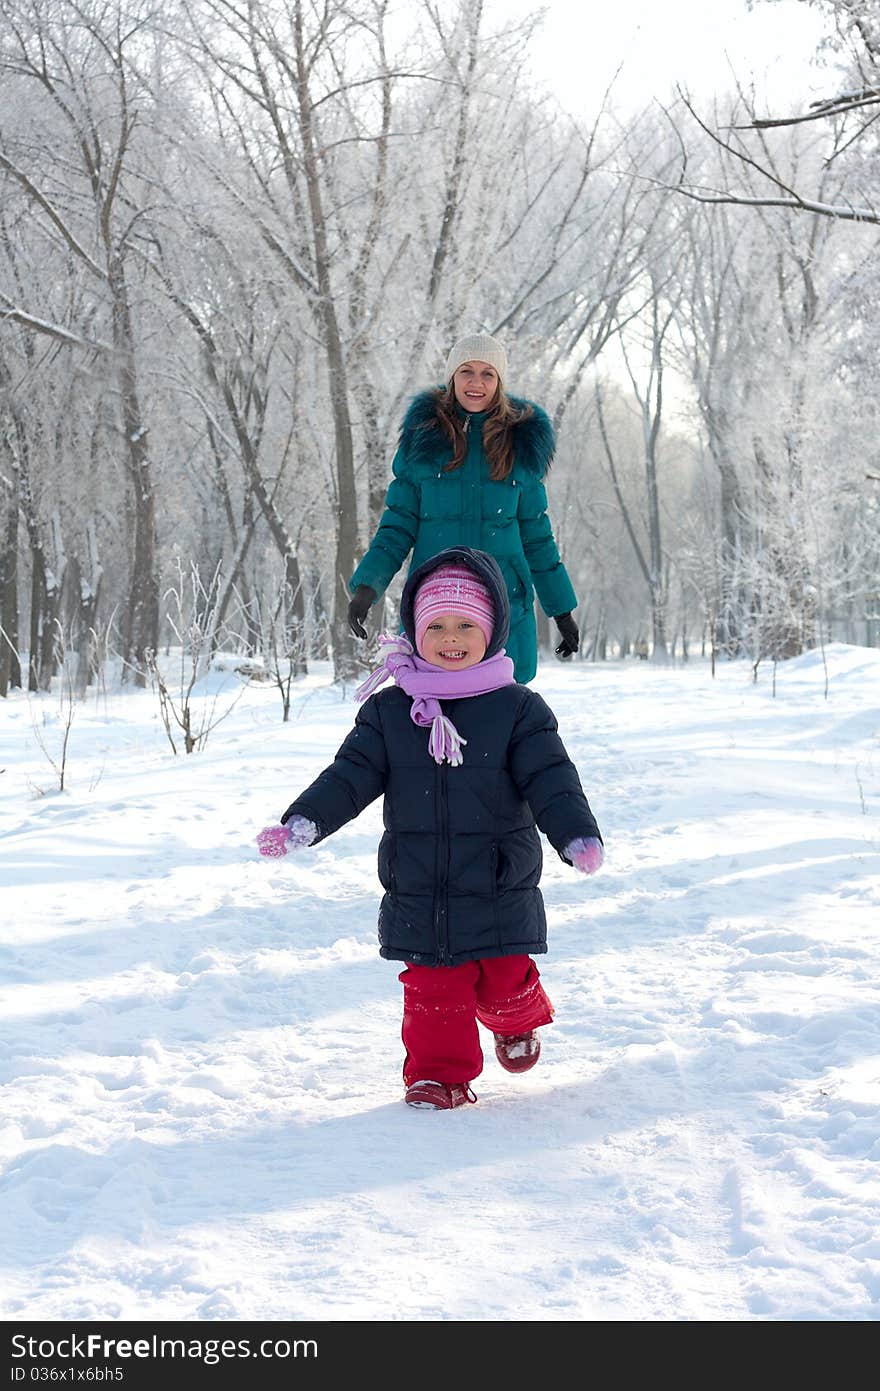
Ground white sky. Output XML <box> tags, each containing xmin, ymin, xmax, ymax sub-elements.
<box><xmin>506</xmin><ymin>0</ymin><xmax>832</xmax><ymax>117</ymax></box>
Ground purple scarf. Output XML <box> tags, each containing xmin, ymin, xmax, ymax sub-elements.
<box><xmin>355</xmin><ymin>633</ymin><xmax>515</xmax><ymax>766</ymax></box>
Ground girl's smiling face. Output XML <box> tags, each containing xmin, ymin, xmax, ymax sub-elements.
<box><xmin>452</xmin><ymin>360</ymin><xmax>499</xmax><ymax>412</ymax></box>
<box><xmin>420</xmin><ymin>612</ymin><xmax>487</xmax><ymax>669</ymax></box>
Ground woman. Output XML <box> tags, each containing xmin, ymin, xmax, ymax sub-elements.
<box><xmin>347</xmin><ymin>332</ymin><xmax>579</xmax><ymax>683</ymax></box>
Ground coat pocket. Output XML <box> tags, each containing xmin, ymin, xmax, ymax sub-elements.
<box><xmin>377</xmin><ymin>831</ymin><xmax>396</xmax><ymax>890</ymax></box>
<box><xmin>420</xmin><ymin>475</ymin><xmax>461</xmax><ymax>520</ymax></box>
<box><xmin>481</xmin><ymin>480</ymin><xmax>518</xmax><ymax>520</ymax></box>
<box><xmin>490</xmin><ymin>841</ymin><xmax>499</xmax><ymax>896</ymax></box>
<box><xmin>495</xmin><ymin>552</ymin><xmax>533</xmax><ymax>617</ymax></box>
<box><xmin>510</xmin><ymin>550</ymin><xmax>534</xmax><ymax>606</ymax></box>
<box><xmin>495</xmin><ymin>828</ymin><xmax>542</xmax><ymax>890</ymax></box>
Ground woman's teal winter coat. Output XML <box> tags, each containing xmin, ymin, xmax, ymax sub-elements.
<box><xmin>349</xmin><ymin>389</ymin><xmax>577</xmax><ymax>683</ymax></box>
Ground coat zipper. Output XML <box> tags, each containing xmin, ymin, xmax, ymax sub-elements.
<box><xmin>462</xmin><ymin>413</ymin><xmax>481</xmax><ymax>542</ymax></box>
<box><xmin>434</xmin><ymin>760</ymin><xmax>451</xmax><ymax>964</ymax></box>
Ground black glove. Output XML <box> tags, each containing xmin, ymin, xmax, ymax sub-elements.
<box><xmin>347</xmin><ymin>584</ymin><xmax>376</xmax><ymax>639</ymax></box>
<box><xmin>553</xmin><ymin>611</ymin><xmax>579</xmax><ymax>660</ymax></box>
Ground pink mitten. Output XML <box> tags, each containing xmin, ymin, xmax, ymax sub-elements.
<box><xmin>257</xmin><ymin>825</ymin><xmax>292</xmax><ymax>857</ymax></box>
<box><xmin>564</xmin><ymin>836</ymin><xmax>604</xmax><ymax>875</ymax></box>
<box><xmin>256</xmin><ymin>815</ymin><xmax>316</xmax><ymax>857</ymax></box>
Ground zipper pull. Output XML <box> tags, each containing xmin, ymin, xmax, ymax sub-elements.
<box><xmin>463</xmin><ymin>415</ymin><xmax>470</xmax><ymax>434</ymax></box>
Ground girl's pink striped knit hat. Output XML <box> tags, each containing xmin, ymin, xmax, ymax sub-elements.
<box><xmin>413</xmin><ymin>564</ymin><xmax>495</xmax><ymax>655</ymax></box>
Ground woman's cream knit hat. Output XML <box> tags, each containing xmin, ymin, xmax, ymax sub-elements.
<box><xmin>444</xmin><ymin>332</ymin><xmax>508</xmax><ymax>387</ymax></box>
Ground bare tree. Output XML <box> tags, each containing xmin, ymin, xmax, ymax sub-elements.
<box><xmin>179</xmin><ymin>0</ymin><xmax>386</xmax><ymax>679</ymax></box>
<box><xmin>146</xmin><ymin>229</ymin><xmax>310</xmax><ymax>669</ymax></box>
<box><xmin>603</xmin><ymin>262</ymin><xmax>684</xmax><ymax>660</ymax></box>
<box><xmin>146</xmin><ymin>559</ymin><xmax>247</xmax><ymax>754</ymax></box>
<box><xmin>667</xmin><ymin>0</ymin><xmax>880</xmax><ymax>224</ymax></box>
<box><xmin>0</xmin><ymin>1</ymin><xmax>163</xmax><ymax>681</ymax></box>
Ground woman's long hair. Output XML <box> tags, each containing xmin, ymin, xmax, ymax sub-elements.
<box><xmin>432</xmin><ymin>384</ymin><xmax>534</xmax><ymax>480</ymax></box>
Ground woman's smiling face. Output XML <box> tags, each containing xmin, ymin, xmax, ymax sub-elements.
<box><xmin>419</xmin><ymin>613</ymin><xmax>487</xmax><ymax>669</ymax></box>
<box><xmin>452</xmin><ymin>360</ymin><xmax>499</xmax><ymax>412</ymax></box>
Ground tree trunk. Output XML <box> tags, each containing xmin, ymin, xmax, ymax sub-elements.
<box><xmin>292</xmin><ymin>1</ymin><xmax>358</xmax><ymax>680</ymax></box>
<box><xmin>645</xmin><ymin>409</ymin><xmax>668</xmax><ymax>661</ymax></box>
<box><xmin>11</xmin><ymin>417</ymin><xmax>57</xmax><ymax>691</ymax></box>
<box><xmin>360</xmin><ymin>382</ymin><xmax>391</xmax><ymax>632</ymax></box>
<box><xmin>716</xmin><ymin>452</ymin><xmax>746</xmax><ymax>655</ymax></box>
<box><xmin>70</xmin><ymin>520</ymin><xmax>103</xmax><ymax>698</ymax></box>
<box><xmin>111</xmin><ymin>257</ymin><xmax>158</xmax><ymax>685</ymax></box>
<box><xmin>0</xmin><ymin>446</ymin><xmax>21</xmax><ymax>695</ymax></box>
<box><xmin>535</xmin><ymin>606</ymin><xmax>552</xmax><ymax>656</ymax></box>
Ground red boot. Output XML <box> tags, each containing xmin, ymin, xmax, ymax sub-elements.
<box><xmin>405</xmin><ymin>1080</ymin><xmax>477</xmax><ymax>1109</ymax></box>
<box><xmin>494</xmin><ymin>1030</ymin><xmax>541</xmax><ymax>1073</ymax></box>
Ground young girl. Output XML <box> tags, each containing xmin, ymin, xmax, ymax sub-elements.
<box><xmin>258</xmin><ymin>547</ymin><xmax>603</xmax><ymax>1110</ymax></box>
<box><xmin>346</xmin><ymin>332</ymin><xmax>580</xmax><ymax>683</ymax></box>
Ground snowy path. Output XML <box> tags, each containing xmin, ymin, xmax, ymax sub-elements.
<box><xmin>1</xmin><ymin>647</ymin><xmax>879</xmax><ymax>1320</ymax></box>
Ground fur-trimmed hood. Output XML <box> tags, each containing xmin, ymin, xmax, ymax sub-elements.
<box><xmin>399</xmin><ymin>388</ymin><xmax>555</xmax><ymax>478</ymax></box>
<box><xmin>399</xmin><ymin>546</ymin><xmax>511</xmax><ymax>659</ymax></box>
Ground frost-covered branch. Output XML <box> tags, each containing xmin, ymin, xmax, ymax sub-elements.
<box><xmin>0</xmin><ymin>299</ymin><xmax>112</xmax><ymax>353</ymax></box>
<box><xmin>735</xmin><ymin>86</ymin><xmax>880</xmax><ymax>129</ymax></box>
<box><xmin>0</xmin><ymin>151</ymin><xmax>108</xmax><ymax>280</ymax></box>
<box><xmin>669</xmin><ymin>89</ymin><xmax>880</xmax><ymax>224</ymax></box>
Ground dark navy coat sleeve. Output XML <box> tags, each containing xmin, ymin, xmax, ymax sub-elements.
<box><xmin>507</xmin><ymin>689</ymin><xmax>601</xmax><ymax>858</ymax></box>
<box><xmin>280</xmin><ymin>694</ymin><xmax>388</xmax><ymax>843</ymax></box>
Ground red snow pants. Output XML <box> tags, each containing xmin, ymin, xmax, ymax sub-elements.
<box><xmin>398</xmin><ymin>954</ymin><xmax>554</xmax><ymax>1087</ymax></box>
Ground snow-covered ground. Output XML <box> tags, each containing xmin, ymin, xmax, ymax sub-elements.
<box><xmin>1</xmin><ymin>644</ymin><xmax>879</xmax><ymax>1322</ymax></box>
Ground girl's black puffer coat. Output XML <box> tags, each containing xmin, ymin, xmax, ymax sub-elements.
<box><xmin>282</xmin><ymin>548</ymin><xmax>601</xmax><ymax>967</ymax></box>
